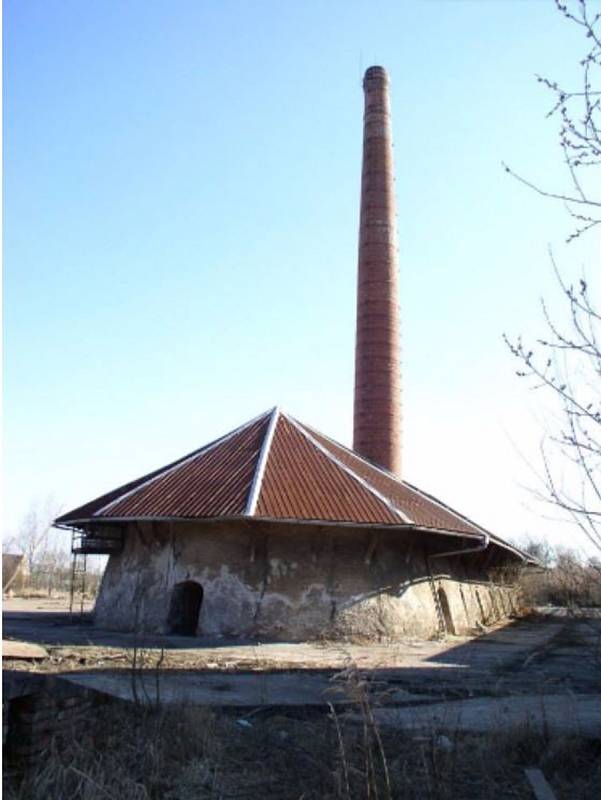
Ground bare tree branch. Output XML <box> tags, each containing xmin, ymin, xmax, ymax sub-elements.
<box><xmin>505</xmin><ymin>0</ymin><xmax>600</xmax><ymax>243</ymax></box>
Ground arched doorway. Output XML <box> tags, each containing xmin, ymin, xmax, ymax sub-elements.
<box><xmin>437</xmin><ymin>587</ymin><xmax>455</xmax><ymax>635</ymax></box>
<box><xmin>168</xmin><ymin>581</ymin><xmax>203</xmax><ymax>635</ymax></box>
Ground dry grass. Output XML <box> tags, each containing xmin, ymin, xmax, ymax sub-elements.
<box><xmin>4</xmin><ymin>695</ymin><xmax>601</xmax><ymax>800</ymax></box>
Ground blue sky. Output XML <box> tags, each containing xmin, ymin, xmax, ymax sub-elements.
<box><xmin>4</xmin><ymin>0</ymin><xmax>598</xmax><ymax>552</ymax></box>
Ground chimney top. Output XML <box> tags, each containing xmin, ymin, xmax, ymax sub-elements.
<box><xmin>363</xmin><ymin>65</ymin><xmax>389</xmax><ymax>85</ymax></box>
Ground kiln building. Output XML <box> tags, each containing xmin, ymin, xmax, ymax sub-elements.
<box><xmin>55</xmin><ymin>67</ymin><xmax>535</xmax><ymax>640</ymax></box>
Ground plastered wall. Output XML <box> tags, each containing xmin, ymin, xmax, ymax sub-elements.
<box><xmin>94</xmin><ymin>521</ymin><xmax>521</xmax><ymax>641</ymax></box>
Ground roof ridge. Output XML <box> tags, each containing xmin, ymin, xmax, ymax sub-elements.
<box><xmin>95</xmin><ymin>409</ymin><xmax>273</xmax><ymax>517</ymax></box>
<box><xmin>283</xmin><ymin>412</ymin><xmax>414</xmax><ymax>525</ymax></box>
<box><xmin>295</xmin><ymin>418</ymin><xmax>533</xmax><ymax>556</ymax></box>
<box><xmin>292</xmin><ymin>417</ymin><xmax>532</xmax><ymax>561</ymax></box>
<box><xmin>245</xmin><ymin>406</ymin><xmax>280</xmax><ymax>516</ymax></box>
<box><xmin>295</xmin><ymin>418</ymin><xmax>408</xmax><ymax>485</ymax></box>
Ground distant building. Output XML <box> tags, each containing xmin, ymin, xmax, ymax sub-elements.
<box><xmin>55</xmin><ymin>67</ymin><xmax>537</xmax><ymax>640</ymax></box>
<box><xmin>3</xmin><ymin>554</ymin><xmax>29</xmax><ymax>593</ymax></box>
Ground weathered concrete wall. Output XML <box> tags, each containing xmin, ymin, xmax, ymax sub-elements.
<box><xmin>94</xmin><ymin>521</ymin><xmax>522</xmax><ymax>641</ymax></box>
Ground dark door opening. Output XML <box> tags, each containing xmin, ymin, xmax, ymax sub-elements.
<box><xmin>168</xmin><ymin>581</ymin><xmax>203</xmax><ymax>635</ymax></box>
<box><xmin>437</xmin><ymin>587</ymin><xmax>456</xmax><ymax>635</ymax></box>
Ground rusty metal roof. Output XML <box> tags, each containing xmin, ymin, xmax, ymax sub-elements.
<box><xmin>302</xmin><ymin>424</ymin><xmax>484</xmax><ymax>536</ymax></box>
<box><xmin>56</xmin><ymin>408</ymin><xmax>528</xmax><ymax>558</ymax></box>
<box><xmin>56</xmin><ymin>412</ymin><xmax>271</xmax><ymax>524</ymax></box>
<box><xmin>254</xmin><ymin>414</ymin><xmax>401</xmax><ymax>525</ymax></box>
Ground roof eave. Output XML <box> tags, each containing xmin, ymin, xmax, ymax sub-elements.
<box><xmin>54</xmin><ymin>514</ymin><xmax>487</xmax><ymax>541</ymax></box>
<box><xmin>55</xmin><ymin>513</ymin><xmax>539</xmax><ymax>564</ymax></box>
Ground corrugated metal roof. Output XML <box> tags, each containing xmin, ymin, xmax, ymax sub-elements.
<box><xmin>255</xmin><ymin>414</ymin><xmax>401</xmax><ymax>524</ymax></box>
<box><xmin>302</xmin><ymin>423</ymin><xmax>485</xmax><ymax>536</ymax></box>
<box><xmin>55</xmin><ymin>411</ymin><xmax>271</xmax><ymax>523</ymax></box>
<box><xmin>56</xmin><ymin>408</ymin><xmax>526</xmax><ymax>559</ymax></box>
<box><xmin>102</xmin><ymin>413</ymin><xmax>269</xmax><ymax>519</ymax></box>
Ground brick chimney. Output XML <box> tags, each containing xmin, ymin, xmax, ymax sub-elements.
<box><xmin>353</xmin><ymin>66</ymin><xmax>402</xmax><ymax>476</ymax></box>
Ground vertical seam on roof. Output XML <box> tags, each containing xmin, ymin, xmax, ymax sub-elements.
<box><xmin>298</xmin><ymin>419</ymin><xmax>404</xmax><ymax>482</ymax></box>
<box><xmin>283</xmin><ymin>412</ymin><xmax>414</xmax><ymax>525</ymax></box>
<box><xmin>245</xmin><ymin>406</ymin><xmax>280</xmax><ymax>516</ymax></box>
<box><xmin>296</xmin><ymin>418</ymin><xmax>488</xmax><ymax>534</ymax></box>
<box><xmin>95</xmin><ymin>409</ymin><xmax>272</xmax><ymax>517</ymax></box>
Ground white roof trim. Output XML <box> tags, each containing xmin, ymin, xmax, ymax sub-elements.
<box><xmin>298</xmin><ymin>420</ymin><xmax>532</xmax><ymax>561</ymax></box>
<box><xmin>283</xmin><ymin>412</ymin><xmax>414</xmax><ymax>525</ymax></box>
<box><xmin>94</xmin><ymin>409</ymin><xmax>272</xmax><ymax>517</ymax></box>
<box><xmin>245</xmin><ymin>406</ymin><xmax>280</xmax><ymax>516</ymax></box>
<box><xmin>297</xmin><ymin>418</ymin><xmax>404</xmax><ymax>482</ymax></box>
<box><xmin>59</xmin><ymin>403</ymin><xmax>534</xmax><ymax>564</ymax></box>
<box><xmin>300</xmin><ymin>417</ymin><xmax>533</xmax><ymax>561</ymax></box>
<box><xmin>305</xmin><ymin>420</ymin><xmax>532</xmax><ymax>560</ymax></box>
<box><xmin>295</xmin><ymin>417</ymin><xmax>492</xmax><ymax>536</ymax></box>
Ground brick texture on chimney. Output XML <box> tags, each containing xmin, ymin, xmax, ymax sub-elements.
<box><xmin>353</xmin><ymin>66</ymin><xmax>402</xmax><ymax>476</ymax></box>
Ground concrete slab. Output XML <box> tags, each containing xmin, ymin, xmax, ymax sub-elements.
<box><xmin>61</xmin><ymin>670</ymin><xmax>349</xmax><ymax>706</ymax></box>
<box><xmin>60</xmin><ymin>669</ymin><xmax>446</xmax><ymax>707</ymax></box>
<box><xmin>360</xmin><ymin>694</ymin><xmax>601</xmax><ymax>738</ymax></box>
<box><xmin>2</xmin><ymin>640</ymin><xmax>49</xmax><ymax>660</ymax></box>
<box><xmin>1</xmin><ymin>611</ymin><xmax>566</xmax><ymax>680</ymax></box>
<box><xmin>4</xmin><ymin>602</ymin><xmax>599</xmax><ymax>707</ymax></box>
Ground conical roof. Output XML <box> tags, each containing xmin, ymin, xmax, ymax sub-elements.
<box><xmin>55</xmin><ymin>408</ymin><xmax>529</xmax><ymax>560</ymax></box>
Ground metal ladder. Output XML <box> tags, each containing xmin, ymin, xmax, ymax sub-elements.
<box><xmin>427</xmin><ymin>562</ymin><xmax>447</xmax><ymax>639</ymax></box>
<box><xmin>69</xmin><ymin>530</ymin><xmax>88</xmax><ymax>620</ymax></box>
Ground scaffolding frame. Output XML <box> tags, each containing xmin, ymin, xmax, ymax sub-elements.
<box><xmin>69</xmin><ymin>535</ymin><xmax>88</xmax><ymax>619</ymax></box>
<box><xmin>66</xmin><ymin>525</ymin><xmax>124</xmax><ymax>621</ymax></box>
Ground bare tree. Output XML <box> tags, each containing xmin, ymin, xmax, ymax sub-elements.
<box><xmin>505</xmin><ymin>270</ymin><xmax>600</xmax><ymax>554</ymax></box>
<box><xmin>505</xmin><ymin>0</ymin><xmax>600</xmax><ymax>555</ymax></box>
<box><xmin>504</xmin><ymin>0</ymin><xmax>600</xmax><ymax>243</ymax></box>
<box><xmin>5</xmin><ymin>498</ymin><xmax>108</xmax><ymax>597</ymax></box>
<box><xmin>520</xmin><ymin>542</ymin><xmax>601</xmax><ymax>607</ymax></box>
<box><xmin>521</xmin><ymin>535</ymin><xmax>555</xmax><ymax>568</ymax></box>
<box><xmin>7</xmin><ymin>497</ymin><xmax>65</xmax><ymax>574</ymax></box>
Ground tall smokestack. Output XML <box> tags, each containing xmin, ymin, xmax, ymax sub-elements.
<box><xmin>353</xmin><ymin>65</ymin><xmax>401</xmax><ymax>476</ymax></box>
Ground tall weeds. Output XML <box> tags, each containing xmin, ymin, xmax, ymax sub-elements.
<box><xmin>4</xmin><ymin>693</ymin><xmax>601</xmax><ymax>799</ymax></box>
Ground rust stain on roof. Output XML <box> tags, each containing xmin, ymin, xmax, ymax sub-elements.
<box><xmin>56</xmin><ymin>412</ymin><xmax>270</xmax><ymax>523</ymax></box>
<box><xmin>102</xmin><ymin>413</ymin><xmax>269</xmax><ymax>519</ymax></box>
<box><xmin>56</xmin><ymin>408</ymin><xmax>511</xmax><ymax>552</ymax></box>
<box><xmin>304</xmin><ymin>425</ymin><xmax>484</xmax><ymax>536</ymax></box>
<box><xmin>255</xmin><ymin>414</ymin><xmax>400</xmax><ymax>524</ymax></box>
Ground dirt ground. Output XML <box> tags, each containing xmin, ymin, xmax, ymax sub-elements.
<box><xmin>3</xmin><ymin>597</ymin><xmax>600</xmax><ymax>701</ymax></box>
<box><xmin>0</xmin><ymin>595</ymin><xmax>572</xmax><ymax>675</ymax></box>
<box><xmin>2</xmin><ymin>594</ymin><xmax>95</xmax><ymax>614</ymax></box>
